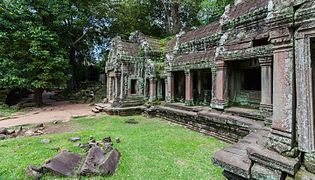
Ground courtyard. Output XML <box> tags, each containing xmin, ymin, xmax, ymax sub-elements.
<box><xmin>0</xmin><ymin>115</ymin><xmax>226</xmax><ymax>179</ymax></box>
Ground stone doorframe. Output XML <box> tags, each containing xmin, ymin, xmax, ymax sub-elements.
<box><xmin>295</xmin><ymin>27</ymin><xmax>315</xmax><ymax>153</ymax></box>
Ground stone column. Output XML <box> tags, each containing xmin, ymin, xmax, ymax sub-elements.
<box><xmin>185</xmin><ymin>70</ymin><xmax>193</xmax><ymax>106</ymax></box>
<box><xmin>210</xmin><ymin>67</ymin><xmax>217</xmax><ymax>108</ymax></box>
<box><xmin>295</xmin><ymin>30</ymin><xmax>315</xmax><ymax>153</ymax></box>
<box><xmin>149</xmin><ymin>78</ymin><xmax>157</xmax><ymax>102</ymax></box>
<box><xmin>166</xmin><ymin>72</ymin><xmax>174</xmax><ymax>102</ymax></box>
<box><xmin>107</xmin><ymin>75</ymin><xmax>111</xmax><ymax>100</ymax></box>
<box><xmin>197</xmin><ymin>71</ymin><xmax>202</xmax><ymax>95</ymax></box>
<box><xmin>165</xmin><ymin>78</ymin><xmax>168</xmax><ymax>101</ymax></box>
<box><xmin>214</xmin><ymin>61</ymin><xmax>228</xmax><ymax>110</ymax></box>
<box><xmin>267</xmin><ymin>27</ymin><xmax>296</xmax><ymax>154</ymax></box>
<box><xmin>259</xmin><ymin>57</ymin><xmax>273</xmax><ymax>117</ymax></box>
<box><xmin>114</xmin><ymin>72</ymin><xmax>121</xmax><ymax>100</ymax></box>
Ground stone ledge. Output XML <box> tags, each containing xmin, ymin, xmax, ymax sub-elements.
<box><xmin>247</xmin><ymin>145</ymin><xmax>300</xmax><ymax>176</ymax></box>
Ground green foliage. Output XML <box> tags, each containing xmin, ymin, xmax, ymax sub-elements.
<box><xmin>0</xmin><ymin>0</ymin><xmax>70</xmax><ymax>90</ymax></box>
<box><xmin>198</xmin><ymin>0</ymin><xmax>233</xmax><ymax>24</ymax></box>
<box><xmin>0</xmin><ymin>115</ymin><xmax>226</xmax><ymax>178</ymax></box>
<box><xmin>0</xmin><ymin>104</ymin><xmax>19</xmax><ymax>117</ymax></box>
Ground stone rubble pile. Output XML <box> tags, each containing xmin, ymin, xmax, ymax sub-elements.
<box><xmin>0</xmin><ymin>123</ymin><xmax>48</xmax><ymax>141</ymax></box>
<box><xmin>25</xmin><ymin>136</ymin><xmax>121</xmax><ymax>179</ymax></box>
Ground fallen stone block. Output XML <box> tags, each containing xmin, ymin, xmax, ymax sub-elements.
<box><xmin>0</xmin><ymin>127</ymin><xmax>8</xmax><ymax>135</ymax></box>
<box><xmin>0</xmin><ymin>134</ymin><xmax>6</xmax><ymax>140</ymax></box>
<box><xmin>80</xmin><ymin>146</ymin><xmax>107</xmax><ymax>175</ymax></box>
<box><xmin>80</xmin><ymin>147</ymin><xmax>120</xmax><ymax>176</ymax></box>
<box><xmin>125</xmin><ymin>119</ymin><xmax>139</xmax><ymax>124</ymax></box>
<box><xmin>25</xmin><ymin>165</ymin><xmax>42</xmax><ymax>180</ymax></box>
<box><xmin>41</xmin><ymin>139</ymin><xmax>51</xmax><ymax>144</ymax></box>
<box><xmin>69</xmin><ymin>136</ymin><xmax>81</xmax><ymax>142</ymax></box>
<box><xmin>99</xmin><ymin>149</ymin><xmax>120</xmax><ymax>175</ymax></box>
<box><xmin>43</xmin><ymin>150</ymin><xmax>81</xmax><ymax>176</ymax></box>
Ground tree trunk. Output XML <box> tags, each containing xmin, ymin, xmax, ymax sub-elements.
<box><xmin>69</xmin><ymin>47</ymin><xmax>77</xmax><ymax>90</ymax></box>
<box><xmin>33</xmin><ymin>88</ymin><xmax>44</xmax><ymax>107</ymax></box>
<box><xmin>171</xmin><ymin>2</ymin><xmax>181</xmax><ymax>34</ymax></box>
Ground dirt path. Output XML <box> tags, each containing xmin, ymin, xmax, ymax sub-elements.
<box><xmin>0</xmin><ymin>101</ymin><xmax>94</xmax><ymax>128</ymax></box>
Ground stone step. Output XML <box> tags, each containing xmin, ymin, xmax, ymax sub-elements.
<box><xmin>95</xmin><ymin>106</ymin><xmax>103</xmax><ymax>111</ymax></box>
<box><xmin>212</xmin><ymin>149</ymin><xmax>251</xmax><ymax>179</ymax></box>
<box><xmin>164</xmin><ymin>103</ymin><xmax>204</xmax><ymax>112</ymax></box>
<box><xmin>92</xmin><ymin>108</ymin><xmax>100</xmax><ymax>113</ymax></box>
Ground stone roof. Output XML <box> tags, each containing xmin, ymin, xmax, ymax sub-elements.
<box><xmin>227</xmin><ymin>0</ymin><xmax>268</xmax><ymax>19</ymax></box>
<box><xmin>173</xmin><ymin>50</ymin><xmax>215</xmax><ymax>65</ymax></box>
<box><xmin>121</xmin><ymin>41</ymin><xmax>139</xmax><ymax>56</ymax></box>
<box><xmin>180</xmin><ymin>21</ymin><xmax>221</xmax><ymax>43</ymax></box>
<box><xmin>166</xmin><ymin>37</ymin><xmax>176</xmax><ymax>52</ymax></box>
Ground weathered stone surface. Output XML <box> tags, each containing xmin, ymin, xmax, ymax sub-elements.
<box><xmin>125</xmin><ymin>119</ymin><xmax>139</xmax><ymax>124</ymax></box>
<box><xmin>69</xmin><ymin>136</ymin><xmax>81</xmax><ymax>142</ymax></box>
<box><xmin>212</xmin><ymin>149</ymin><xmax>251</xmax><ymax>179</ymax></box>
<box><xmin>41</xmin><ymin>139</ymin><xmax>51</xmax><ymax>144</ymax></box>
<box><xmin>80</xmin><ymin>146</ymin><xmax>106</xmax><ymax>175</ymax></box>
<box><xmin>0</xmin><ymin>127</ymin><xmax>8</xmax><ymax>135</ymax></box>
<box><xmin>25</xmin><ymin>165</ymin><xmax>42</xmax><ymax>180</ymax></box>
<box><xmin>247</xmin><ymin>145</ymin><xmax>300</xmax><ymax>175</ymax></box>
<box><xmin>251</xmin><ymin>163</ymin><xmax>284</xmax><ymax>180</ymax></box>
<box><xmin>80</xmin><ymin>147</ymin><xmax>120</xmax><ymax>176</ymax></box>
<box><xmin>304</xmin><ymin>153</ymin><xmax>315</xmax><ymax>174</ymax></box>
<box><xmin>43</xmin><ymin>150</ymin><xmax>81</xmax><ymax>176</ymax></box>
<box><xmin>99</xmin><ymin>149</ymin><xmax>120</xmax><ymax>175</ymax></box>
<box><xmin>0</xmin><ymin>134</ymin><xmax>6</xmax><ymax>140</ymax></box>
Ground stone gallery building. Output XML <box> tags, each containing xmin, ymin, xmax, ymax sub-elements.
<box><xmin>105</xmin><ymin>0</ymin><xmax>315</xmax><ymax>179</ymax></box>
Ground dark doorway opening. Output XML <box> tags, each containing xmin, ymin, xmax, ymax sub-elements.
<box><xmin>161</xmin><ymin>79</ymin><xmax>166</xmax><ymax>100</ymax></box>
<box><xmin>192</xmin><ymin>69</ymin><xmax>212</xmax><ymax>105</ymax></box>
<box><xmin>241</xmin><ymin>68</ymin><xmax>261</xmax><ymax>91</ymax></box>
<box><xmin>145</xmin><ymin>79</ymin><xmax>150</xmax><ymax>98</ymax></box>
<box><xmin>174</xmin><ymin>71</ymin><xmax>185</xmax><ymax>102</ymax></box>
<box><xmin>130</xmin><ymin>79</ymin><xmax>137</xmax><ymax>94</ymax></box>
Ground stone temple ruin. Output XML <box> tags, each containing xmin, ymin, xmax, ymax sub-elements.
<box><xmin>103</xmin><ymin>0</ymin><xmax>315</xmax><ymax>179</ymax></box>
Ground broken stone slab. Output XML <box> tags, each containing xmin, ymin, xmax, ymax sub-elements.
<box><xmin>43</xmin><ymin>150</ymin><xmax>81</xmax><ymax>176</ymax></box>
<box><xmin>92</xmin><ymin>108</ymin><xmax>100</xmax><ymax>113</ymax></box>
<box><xmin>247</xmin><ymin>145</ymin><xmax>300</xmax><ymax>175</ymax></box>
<box><xmin>25</xmin><ymin>165</ymin><xmax>43</xmax><ymax>180</ymax></box>
<box><xmin>41</xmin><ymin>139</ymin><xmax>51</xmax><ymax>144</ymax></box>
<box><xmin>80</xmin><ymin>146</ymin><xmax>106</xmax><ymax>175</ymax></box>
<box><xmin>69</xmin><ymin>136</ymin><xmax>81</xmax><ymax>142</ymax></box>
<box><xmin>125</xmin><ymin>119</ymin><xmax>139</xmax><ymax>124</ymax></box>
<box><xmin>80</xmin><ymin>147</ymin><xmax>120</xmax><ymax>176</ymax></box>
<box><xmin>0</xmin><ymin>134</ymin><xmax>6</xmax><ymax>140</ymax></box>
<box><xmin>304</xmin><ymin>152</ymin><xmax>315</xmax><ymax>174</ymax></box>
<box><xmin>99</xmin><ymin>149</ymin><xmax>120</xmax><ymax>175</ymax></box>
<box><xmin>103</xmin><ymin>136</ymin><xmax>112</xmax><ymax>143</ymax></box>
<box><xmin>212</xmin><ymin>148</ymin><xmax>251</xmax><ymax>179</ymax></box>
<box><xmin>0</xmin><ymin>127</ymin><xmax>8</xmax><ymax>135</ymax></box>
<box><xmin>251</xmin><ymin>163</ymin><xmax>284</xmax><ymax>180</ymax></box>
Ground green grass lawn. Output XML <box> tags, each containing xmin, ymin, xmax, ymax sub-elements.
<box><xmin>0</xmin><ymin>115</ymin><xmax>227</xmax><ymax>179</ymax></box>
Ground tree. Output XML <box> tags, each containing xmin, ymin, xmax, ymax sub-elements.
<box><xmin>0</xmin><ymin>0</ymin><xmax>70</xmax><ymax>106</ymax></box>
<box><xmin>197</xmin><ymin>0</ymin><xmax>233</xmax><ymax>24</ymax></box>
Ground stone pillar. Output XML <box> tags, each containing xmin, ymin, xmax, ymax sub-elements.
<box><xmin>149</xmin><ymin>78</ymin><xmax>157</xmax><ymax>102</ymax></box>
<box><xmin>114</xmin><ymin>72</ymin><xmax>121</xmax><ymax>99</ymax></box>
<box><xmin>157</xmin><ymin>79</ymin><xmax>162</xmax><ymax>100</ymax></box>
<box><xmin>295</xmin><ymin>29</ymin><xmax>315</xmax><ymax>153</ymax></box>
<box><xmin>165</xmin><ymin>78</ymin><xmax>168</xmax><ymax>101</ymax></box>
<box><xmin>214</xmin><ymin>61</ymin><xmax>228</xmax><ymax>110</ymax></box>
<box><xmin>185</xmin><ymin>70</ymin><xmax>193</xmax><ymax>106</ymax></box>
<box><xmin>107</xmin><ymin>75</ymin><xmax>111</xmax><ymax>100</ymax></box>
<box><xmin>197</xmin><ymin>71</ymin><xmax>202</xmax><ymax>95</ymax></box>
<box><xmin>267</xmin><ymin>27</ymin><xmax>296</xmax><ymax>154</ymax></box>
<box><xmin>166</xmin><ymin>72</ymin><xmax>174</xmax><ymax>102</ymax></box>
<box><xmin>259</xmin><ymin>57</ymin><xmax>273</xmax><ymax>117</ymax></box>
<box><xmin>210</xmin><ymin>67</ymin><xmax>217</xmax><ymax>108</ymax></box>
